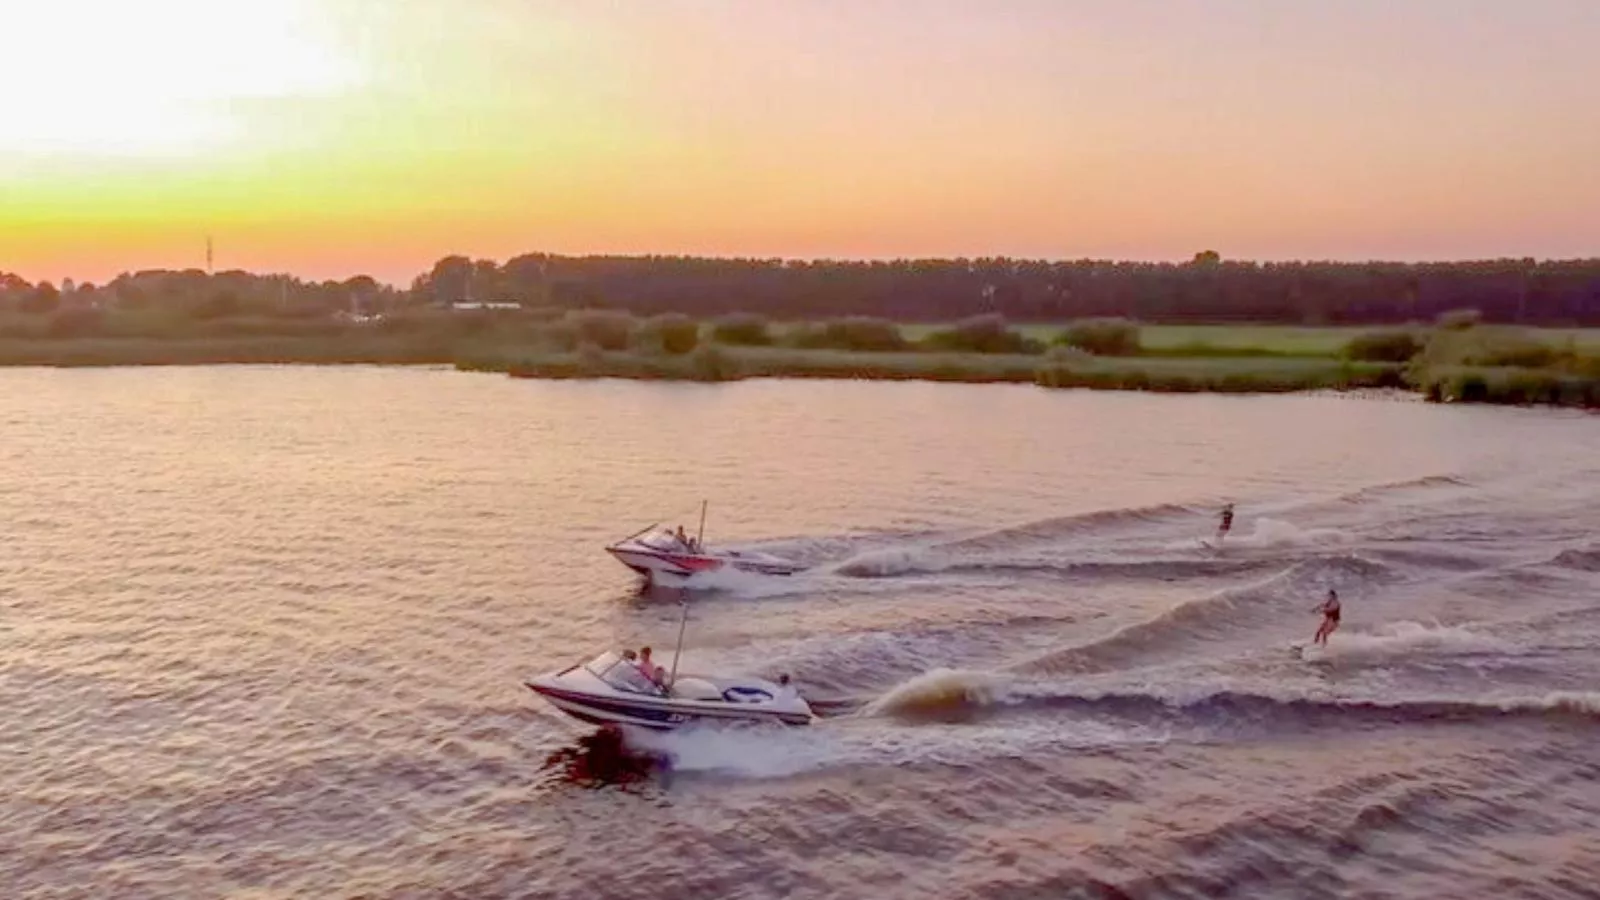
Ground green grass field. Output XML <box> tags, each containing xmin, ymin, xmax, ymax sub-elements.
<box><xmin>895</xmin><ymin>322</ymin><xmax>1372</xmax><ymax>353</ymax></box>
<box><xmin>897</xmin><ymin>323</ymin><xmax>1600</xmax><ymax>356</ymax></box>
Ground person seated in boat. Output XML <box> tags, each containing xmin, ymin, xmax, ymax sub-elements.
<box><xmin>674</xmin><ymin>525</ymin><xmax>690</xmax><ymax>549</ymax></box>
<box><xmin>636</xmin><ymin>646</ymin><xmax>666</xmax><ymax>688</ymax></box>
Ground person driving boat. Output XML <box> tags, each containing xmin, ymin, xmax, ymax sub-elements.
<box><xmin>636</xmin><ymin>646</ymin><xmax>666</xmax><ymax>688</ymax></box>
<box><xmin>673</xmin><ymin>525</ymin><xmax>700</xmax><ymax>552</ymax></box>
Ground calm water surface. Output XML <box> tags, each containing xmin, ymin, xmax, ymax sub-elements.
<box><xmin>2</xmin><ymin>368</ymin><xmax>1597</xmax><ymax>899</ymax></box>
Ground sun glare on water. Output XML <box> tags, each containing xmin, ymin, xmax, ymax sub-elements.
<box><xmin>0</xmin><ymin>0</ymin><xmax>359</xmax><ymax>161</ymax></box>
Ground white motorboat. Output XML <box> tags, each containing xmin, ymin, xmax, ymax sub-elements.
<box><xmin>526</xmin><ymin>593</ymin><xmax>814</xmax><ymax>731</ymax></box>
<box><xmin>605</xmin><ymin>504</ymin><xmax>804</xmax><ymax>583</ymax></box>
<box><xmin>525</xmin><ymin>649</ymin><xmax>814</xmax><ymax>730</ymax></box>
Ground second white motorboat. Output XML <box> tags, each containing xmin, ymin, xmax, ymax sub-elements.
<box><xmin>605</xmin><ymin>504</ymin><xmax>804</xmax><ymax>584</ymax></box>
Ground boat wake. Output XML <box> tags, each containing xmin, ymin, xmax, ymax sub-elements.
<box><xmin>619</xmin><ymin>691</ymin><xmax>1160</xmax><ymax>781</ymax></box>
<box><xmin>1009</xmin><ymin>554</ymin><xmax>1395</xmax><ymax>675</ymax></box>
<box><xmin>858</xmin><ymin>668</ymin><xmax>1013</xmax><ymax>721</ymax></box>
<box><xmin>1168</xmin><ymin>516</ymin><xmax>1350</xmax><ymax>552</ymax></box>
<box><xmin>829</xmin><ymin>547</ymin><xmax>1274</xmax><ymax>581</ymax></box>
<box><xmin>645</xmin><ymin>564</ymin><xmax>825</xmax><ymax>598</ymax></box>
<box><xmin>854</xmin><ymin>664</ymin><xmax>1600</xmax><ymax>730</ymax></box>
<box><xmin>1292</xmin><ymin>620</ymin><xmax>1511</xmax><ymax>661</ymax></box>
<box><xmin>584</xmin><ymin>468</ymin><xmax>1600</xmax><ymax>800</ymax></box>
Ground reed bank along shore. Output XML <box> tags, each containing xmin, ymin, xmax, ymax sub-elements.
<box><xmin>5</xmin><ymin>307</ymin><xmax>1598</xmax><ymax>409</ymax></box>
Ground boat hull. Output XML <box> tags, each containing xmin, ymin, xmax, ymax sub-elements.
<box><xmin>531</xmin><ymin>679</ymin><xmax>812</xmax><ymax>730</ymax></box>
<box><xmin>605</xmin><ymin>544</ymin><xmax>804</xmax><ymax>581</ymax></box>
<box><xmin>527</xmin><ymin>681</ymin><xmax>814</xmax><ymax>730</ymax></box>
<box><xmin>525</xmin><ymin>653</ymin><xmax>815</xmax><ymax>732</ymax></box>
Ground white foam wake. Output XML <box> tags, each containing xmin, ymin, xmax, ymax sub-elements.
<box><xmin>829</xmin><ymin>546</ymin><xmax>951</xmax><ymax>578</ymax></box>
<box><xmin>622</xmin><ymin>703</ymin><xmax>1161</xmax><ymax>780</ymax></box>
<box><xmin>654</xmin><ymin>564</ymin><xmax>824</xmax><ymax>599</ymax></box>
<box><xmin>1231</xmin><ymin>517</ymin><xmax>1349</xmax><ymax>549</ymax></box>
<box><xmin>1296</xmin><ymin>620</ymin><xmax>1509</xmax><ymax>661</ymax></box>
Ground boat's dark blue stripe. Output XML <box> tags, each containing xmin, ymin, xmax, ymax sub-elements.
<box><xmin>535</xmin><ymin>686</ymin><xmax>683</xmax><ymax>723</ymax></box>
<box><xmin>528</xmin><ymin>683</ymin><xmax>811</xmax><ymax>726</ymax></box>
<box><xmin>559</xmin><ymin>706</ymin><xmax>675</xmax><ymax>730</ymax></box>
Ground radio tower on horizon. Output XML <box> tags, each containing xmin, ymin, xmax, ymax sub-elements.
<box><xmin>205</xmin><ymin>235</ymin><xmax>213</xmax><ymax>274</ymax></box>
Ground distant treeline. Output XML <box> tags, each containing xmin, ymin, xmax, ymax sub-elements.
<box><xmin>5</xmin><ymin>252</ymin><xmax>1600</xmax><ymax>324</ymax></box>
<box><xmin>0</xmin><ymin>269</ymin><xmax>401</xmax><ymax>322</ymax></box>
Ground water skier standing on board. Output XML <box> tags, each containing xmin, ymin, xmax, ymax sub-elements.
<box><xmin>1312</xmin><ymin>589</ymin><xmax>1341</xmax><ymax>646</ymax></box>
<box><xmin>1215</xmin><ymin>503</ymin><xmax>1235</xmax><ymax>543</ymax></box>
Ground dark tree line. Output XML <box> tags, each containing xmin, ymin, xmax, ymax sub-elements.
<box><xmin>0</xmin><ymin>269</ymin><xmax>402</xmax><ymax>319</ymax></box>
<box><xmin>411</xmin><ymin>253</ymin><xmax>1600</xmax><ymax>325</ymax></box>
<box><xmin>7</xmin><ymin>253</ymin><xmax>1600</xmax><ymax>325</ymax></box>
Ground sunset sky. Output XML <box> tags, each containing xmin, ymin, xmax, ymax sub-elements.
<box><xmin>2</xmin><ymin>0</ymin><xmax>1596</xmax><ymax>286</ymax></box>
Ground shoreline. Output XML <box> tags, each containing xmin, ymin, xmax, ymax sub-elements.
<box><xmin>462</xmin><ymin>344</ymin><xmax>1405</xmax><ymax>396</ymax></box>
<box><xmin>0</xmin><ymin>336</ymin><xmax>455</xmax><ymax>367</ymax></box>
<box><xmin>0</xmin><ymin>328</ymin><xmax>1594</xmax><ymax>409</ymax></box>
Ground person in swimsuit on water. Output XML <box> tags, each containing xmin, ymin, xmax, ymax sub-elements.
<box><xmin>1216</xmin><ymin>503</ymin><xmax>1235</xmax><ymax>543</ymax></box>
<box><xmin>1312</xmin><ymin>589</ymin><xmax>1341</xmax><ymax>645</ymax></box>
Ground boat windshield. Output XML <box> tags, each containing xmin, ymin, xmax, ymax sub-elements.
<box><xmin>582</xmin><ymin>651</ymin><xmax>665</xmax><ymax>696</ymax></box>
<box><xmin>637</xmin><ymin>530</ymin><xmax>693</xmax><ymax>553</ymax></box>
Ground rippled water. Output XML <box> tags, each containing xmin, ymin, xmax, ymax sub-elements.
<box><xmin>3</xmin><ymin>367</ymin><xmax>1598</xmax><ymax>899</ymax></box>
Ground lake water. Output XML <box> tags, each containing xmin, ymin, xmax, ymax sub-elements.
<box><xmin>3</xmin><ymin>367</ymin><xmax>1597</xmax><ymax>899</ymax></box>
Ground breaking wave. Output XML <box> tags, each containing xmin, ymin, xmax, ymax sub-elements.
<box><xmin>860</xmin><ymin>668</ymin><xmax>1013</xmax><ymax>720</ymax></box>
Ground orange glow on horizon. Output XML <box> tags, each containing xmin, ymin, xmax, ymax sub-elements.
<box><xmin>3</xmin><ymin>0</ymin><xmax>1597</xmax><ymax>286</ymax></box>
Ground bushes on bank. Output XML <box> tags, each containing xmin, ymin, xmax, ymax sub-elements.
<box><xmin>1055</xmin><ymin>318</ymin><xmax>1141</xmax><ymax>356</ymax></box>
<box><xmin>634</xmin><ymin>313</ymin><xmax>699</xmax><ymax>355</ymax></box>
<box><xmin>919</xmin><ymin>314</ymin><xmax>1042</xmax><ymax>354</ymax></box>
<box><xmin>1403</xmin><ymin>320</ymin><xmax>1600</xmax><ymax>408</ymax></box>
<box><xmin>46</xmin><ymin>308</ymin><xmax>107</xmax><ymax>339</ymax></box>
<box><xmin>711</xmin><ymin>313</ymin><xmax>772</xmax><ymax>346</ymax></box>
<box><xmin>784</xmin><ymin>317</ymin><xmax>908</xmax><ymax>352</ymax></box>
<box><xmin>690</xmin><ymin>342</ymin><xmax>740</xmax><ymax>381</ymax></box>
<box><xmin>1415</xmin><ymin>366</ymin><xmax>1600</xmax><ymax>408</ymax></box>
<box><xmin>1342</xmin><ymin>330</ymin><xmax>1423</xmax><ymax>363</ymax></box>
<box><xmin>1413</xmin><ymin>324</ymin><xmax>1561</xmax><ymax>370</ymax></box>
<box><xmin>1033</xmin><ymin>359</ymin><xmax>1394</xmax><ymax>394</ymax></box>
<box><xmin>565</xmin><ymin>309</ymin><xmax>635</xmax><ymax>351</ymax></box>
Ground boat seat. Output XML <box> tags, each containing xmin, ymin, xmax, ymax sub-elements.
<box><xmin>670</xmin><ymin>677</ymin><xmax>723</xmax><ymax>701</ymax></box>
